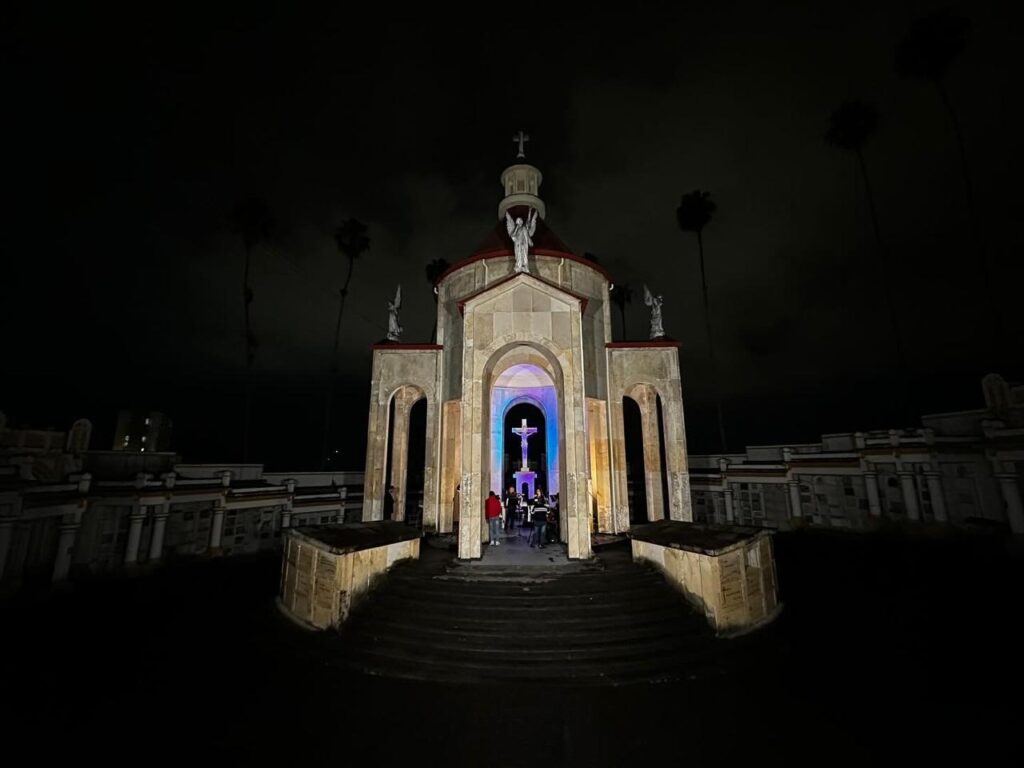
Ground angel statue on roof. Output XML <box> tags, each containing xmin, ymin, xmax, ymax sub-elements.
<box><xmin>386</xmin><ymin>285</ymin><xmax>403</xmax><ymax>342</ymax></box>
<box><xmin>506</xmin><ymin>207</ymin><xmax>538</xmax><ymax>274</ymax></box>
<box><xmin>643</xmin><ymin>284</ymin><xmax>665</xmax><ymax>339</ymax></box>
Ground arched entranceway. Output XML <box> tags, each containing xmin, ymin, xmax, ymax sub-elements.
<box><xmin>503</xmin><ymin>402</ymin><xmax>547</xmax><ymax>496</ymax></box>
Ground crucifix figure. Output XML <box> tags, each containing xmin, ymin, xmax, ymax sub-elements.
<box><xmin>511</xmin><ymin>418</ymin><xmax>538</xmax><ymax>471</ymax></box>
<box><xmin>512</xmin><ymin>130</ymin><xmax>530</xmax><ymax>159</ymax></box>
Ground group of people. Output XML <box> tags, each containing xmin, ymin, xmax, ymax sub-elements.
<box><xmin>485</xmin><ymin>486</ymin><xmax>559</xmax><ymax>548</ymax></box>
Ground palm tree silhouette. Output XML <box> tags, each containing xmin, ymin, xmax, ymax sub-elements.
<box><xmin>229</xmin><ymin>197</ymin><xmax>273</xmax><ymax>463</ymax></box>
<box><xmin>320</xmin><ymin>217</ymin><xmax>370</xmax><ymax>470</ymax></box>
<box><xmin>425</xmin><ymin>257</ymin><xmax>450</xmax><ymax>343</ymax></box>
<box><xmin>896</xmin><ymin>9</ymin><xmax>1000</xmax><ymax>344</ymax></box>
<box><xmin>826</xmin><ymin>100</ymin><xmax>907</xmax><ymax>388</ymax></box>
<box><xmin>610</xmin><ymin>283</ymin><xmax>632</xmax><ymax>340</ymax></box>
<box><xmin>676</xmin><ymin>190</ymin><xmax>727</xmax><ymax>453</ymax></box>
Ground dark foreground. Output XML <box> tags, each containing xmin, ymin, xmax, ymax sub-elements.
<box><xmin>2</xmin><ymin>530</ymin><xmax>1021</xmax><ymax>766</ymax></box>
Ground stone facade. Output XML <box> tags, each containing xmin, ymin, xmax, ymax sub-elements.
<box><xmin>361</xmin><ymin>161</ymin><xmax>693</xmax><ymax>560</ymax></box>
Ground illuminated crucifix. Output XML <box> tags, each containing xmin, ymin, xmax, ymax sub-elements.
<box><xmin>511</xmin><ymin>418</ymin><xmax>538</xmax><ymax>471</ymax></box>
<box><xmin>512</xmin><ymin>130</ymin><xmax>530</xmax><ymax>159</ymax></box>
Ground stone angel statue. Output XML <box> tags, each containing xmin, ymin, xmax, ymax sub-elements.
<box><xmin>643</xmin><ymin>284</ymin><xmax>665</xmax><ymax>339</ymax></box>
<box><xmin>506</xmin><ymin>208</ymin><xmax>538</xmax><ymax>274</ymax></box>
<box><xmin>386</xmin><ymin>284</ymin><xmax>403</xmax><ymax>342</ymax></box>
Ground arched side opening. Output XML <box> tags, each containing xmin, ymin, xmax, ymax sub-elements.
<box><xmin>622</xmin><ymin>395</ymin><xmax>646</xmax><ymax>524</ymax></box>
<box><xmin>404</xmin><ymin>398</ymin><xmax>428</xmax><ymax>526</ymax></box>
<box><xmin>623</xmin><ymin>382</ymin><xmax>667</xmax><ymax>523</ymax></box>
<box><xmin>382</xmin><ymin>384</ymin><xmax>426</xmax><ymax>523</ymax></box>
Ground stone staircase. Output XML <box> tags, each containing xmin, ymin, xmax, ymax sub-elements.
<box><xmin>335</xmin><ymin>544</ymin><xmax>727</xmax><ymax>685</ymax></box>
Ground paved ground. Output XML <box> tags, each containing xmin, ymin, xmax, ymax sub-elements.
<box><xmin>2</xmin><ymin>529</ymin><xmax>1021</xmax><ymax>765</ymax></box>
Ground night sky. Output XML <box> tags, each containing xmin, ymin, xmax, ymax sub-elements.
<box><xmin>5</xmin><ymin>1</ymin><xmax>1019</xmax><ymax>469</ymax></box>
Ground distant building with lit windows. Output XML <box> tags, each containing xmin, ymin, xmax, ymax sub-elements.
<box><xmin>113</xmin><ymin>410</ymin><xmax>172</xmax><ymax>453</ymax></box>
<box><xmin>688</xmin><ymin>374</ymin><xmax>1024</xmax><ymax>535</ymax></box>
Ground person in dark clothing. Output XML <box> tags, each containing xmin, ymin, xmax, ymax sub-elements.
<box><xmin>529</xmin><ymin>489</ymin><xmax>548</xmax><ymax>548</ymax></box>
<box><xmin>383</xmin><ymin>486</ymin><xmax>395</xmax><ymax>520</ymax></box>
<box><xmin>503</xmin><ymin>486</ymin><xmax>519</xmax><ymax>531</ymax></box>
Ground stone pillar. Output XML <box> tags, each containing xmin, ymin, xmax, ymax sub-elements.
<box><xmin>339</xmin><ymin>486</ymin><xmax>348</xmax><ymax>524</ymax></box>
<box><xmin>924</xmin><ymin>468</ymin><xmax>948</xmax><ymax>524</ymax></box>
<box><xmin>0</xmin><ymin>518</ymin><xmax>14</xmax><ymax>580</ymax></box>
<box><xmin>787</xmin><ymin>480</ymin><xmax>802</xmax><ymax>519</ymax></box>
<box><xmin>52</xmin><ymin>514</ymin><xmax>81</xmax><ymax>582</ymax></box>
<box><xmin>389</xmin><ymin>387</ymin><xmax>420</xmax><ymax>522</ymax></box>
<box><xmin>864</xmin><ymin>471</ymin><xmax>882</xmax><ymax>517</ymax></box>
<box><xmin>124</xmin><ymin>505</ymin><xmax>148</xmax><ymax>565</ymax></box>
<box><xmin>634</xmin><ymin>387</ymin><xmax>664</xmax><ymax>522</ymax></box>
<box><xmin>996</xmin><ymin>471</ymin><xmax>1024</xmax><ymax>535</ymax></box>
<box><xmin>209</xmin><ymin>501</ymin><xmax>226</xmax><ymax>552</ymax></box>
<box><xmin>898</xmin><ymin>470</ymin><xmax>921</xmax><ymax>522</ymax></box>
<box><xmin>608</xmin><ymin>397</ymin><xmax>631</xmax><ymax>533</ymax></box>
<box><xmin>723</xmin><ymin>487</ymin><xmax>735</xmax><ymax>524</ymax></box>
<box><xmin>149</xmin><ymin>504</ymin><xmax>169</xmax><ymax>561</ymax></box>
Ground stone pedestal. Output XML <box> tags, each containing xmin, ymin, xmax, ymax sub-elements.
<box><xmin>513</xmin><ymin>469</ymin><xmax>537</xmax><ymax>499</ymax></box>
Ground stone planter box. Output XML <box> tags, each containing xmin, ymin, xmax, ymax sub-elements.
<box><xmin>278</xmin><ymin>522</ymin><xmax>420</xmax><ymax>630</ymax></box>
<box><xmin>630</xmin><ymin>521</ymin><xmax>781</xmax><ymax>636</ymax></box>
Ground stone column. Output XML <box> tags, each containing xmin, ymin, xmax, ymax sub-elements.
<box><xmin>634</xmin><ymin>387</ymin><xmax>664</xmax><ymax>522</ymax></box>
<box><xmin>124</xmin><ymin>505</ymin><xmax>147</xmax><ymax>565</ymax></box>
<box><xmin>996</xmin><ymin>471</ymin><xmax>1024</xmax><ymax>535</ymax></box>
<box><xmin>898</xmin><ymin>470</ymin><xmax>921</xmax><ymax>522</ymax></box>
<box><xmin>787</xmin><ymin>480</ymin><xmax>802</xmax><ymax>519</ymax></box>
<box><xmin>864</xmin><ymin>471</ymin><xmax>882</xmax><ymax>517</ymax></box>
<box><xmin>52</xmin><ymin>514</ymin><xmax>82</xmax><ymax>582</ymax></box>
<box><xmin>723</xmin><ymin>487</ymin><xmax>735</xmax><ymax>524</ymax></box>
<box><xmin>389</xmin><ymin>388</ymin><xmax>419</xmax><ymax>522</ymax></box>
<box><xmin>209</xmin><ymin>501</ymin><xmax>226</xmax><ymax>552</ymax></box>
<box><xmin>608</xmin><ymin>397</ymin><xmax>631</xmax><ymax>533</ymax></box>
<box><xmin>149</xmin><ymin>503</ymin><xmax>169</xmax><ymax>561</ymax></box>
<box><xmin>924</xmin><ymin>468</ymin><xmax>948</xmax><ymax>524</ymax></box>
<box><xmin>338</xmin><ymin>486</ymin><xmax>348</xmax><ymax>524</ymax></box>
<box><xmin>0</xmin><ymin>518</ymin><xmax>14</xmax><ymax>580</ymax></box>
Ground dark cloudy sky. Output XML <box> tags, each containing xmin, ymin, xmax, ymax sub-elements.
<box><xmin>5</xmin><ymin>1</ymin><xmax>1019</xmax><ymax>467</ymax></box>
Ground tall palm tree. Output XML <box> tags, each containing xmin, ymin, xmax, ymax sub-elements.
<box><xmin>610</xmin><ymin>283</ymin><xmax>632</xmax><ymax>340</ymax></box>
<box><xmin>425</xmin><ymin>257</ymin><xmax>450</xmax><ymax>343</ymax></box>
<box><xmin>896</xmin><ymin>10</ymin><xmax>1000</xmax><ymax>342</ymax></box>
<box><xmin>229</xmin><ymin>197</ymin><xmax>273</xmax><ymax>463</ymax></box>
<box><xmin>826</xmin><ymin>100</ymin><xmax>907</xmax><ymax>387</ymax></box>
<box><xmin>320</xmin><ymin>218</ymin><xmax>370</xmax><ymax>470</ymax></box>
<box><xmin>676</xmin><ymin>189</ymin><xmax>727</xmax><ymax>453</ymax></box>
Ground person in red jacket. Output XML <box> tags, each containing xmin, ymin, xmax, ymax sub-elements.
<box><xmin>485</xmin><ymin>491</ymin><xmax>503</xmax><ymax>546</ymax></box>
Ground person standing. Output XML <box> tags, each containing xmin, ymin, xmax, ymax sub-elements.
<box><xmin>485</xmin><ymin>491</ymin><xmax>503</xmax><ymax>546</ymax></box>
<box><xmin>383</xmin><ymin>485</ymin><xmax>396</xmax><ymax>520</ymax></box>
<box><xmin>503</xmin><ymin>485</ymin><xmax>519</xmax><ymax>531</ymax></box>
<box><xmin>529</xmin><ymin>489</ymin><xmax>548</xmax><ymax>549</ymax></box>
